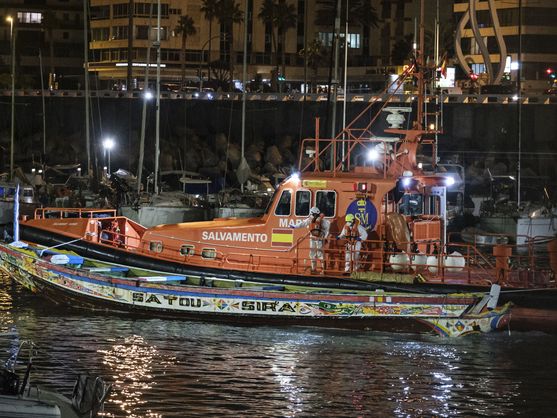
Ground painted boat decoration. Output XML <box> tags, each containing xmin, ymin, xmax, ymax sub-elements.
<box><xmin>0</xmin><ymin>242</ymin><xmax>510</xmax><ymax>337</ymax></box>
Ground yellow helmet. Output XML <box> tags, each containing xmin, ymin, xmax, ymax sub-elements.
<box><xmin>345</xmin><ymin>214</ymin><xmax>355</xmax><ymax>222</ymax></box>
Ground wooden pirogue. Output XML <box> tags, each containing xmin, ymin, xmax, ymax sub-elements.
<box><xmin>0</xmin><ymin>242</ymin><xmax>511</xmax><ymax>337</ymax></box>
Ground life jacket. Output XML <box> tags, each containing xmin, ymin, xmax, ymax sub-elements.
<box><xmin>343</xmin><ymin>220</ymin><xmax>360</xmax><ymax>243</ymax></box>
<box><xmin>309</xmin><ymin>214</ymin><xmax>325</xmax><ymax>237</ymax></box>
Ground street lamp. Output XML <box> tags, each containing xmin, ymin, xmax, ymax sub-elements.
<box><xmin>102</xmin><ymin>137</ymin><xmax>115</xmax><ymax>174</ymax></box>
<box><xmin>6</xmin><ymin>16</ymin><xmax>15</xmax><ymax>180</ymax></box>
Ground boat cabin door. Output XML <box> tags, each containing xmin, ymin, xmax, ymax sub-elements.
<box><xmin>428</xmin><ymin>186</ymin><xmax>447</xmax><ymax>247</ymax></box>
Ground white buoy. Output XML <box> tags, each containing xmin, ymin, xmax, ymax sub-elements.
<box><xmin>389</xmin><ymin>252</ymin><xmax>410</xmax><ymax>272</ymax></box>
<box><xmin>411</xmin><ymin>253</ymin><xmax>427</xmax><ymax>272</ymax></box>
<box><xmin>426</xmin><ymin>255</ymin><xmax>439</xmax><ymax>274</ymax></box>
<box><xmin>445</xmin><ymin>251</ymin><xmax>466</xmax><ymax>272</ymax></box>
<box><xmin>427</xmin><ymin>252</ymin><xmax>466</xmax><ymax>274</ymax></box>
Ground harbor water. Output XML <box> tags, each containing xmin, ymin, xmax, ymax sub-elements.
<box><xmin>1</xmin><ymin>274</ymin><xmax>556</xmax><ymax>417</ymax></box>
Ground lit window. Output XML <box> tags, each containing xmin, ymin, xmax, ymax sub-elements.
<box><xmin>17</xmin><ymin>12</ymin><xmax>43</xmax><ymax>24</ymax></box>
<box><xmin>347</xmin><ymin>33</ymin><xmax>360</xmax><ymax>49</ymax></box>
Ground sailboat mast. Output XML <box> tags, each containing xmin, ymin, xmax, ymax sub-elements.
<box><xmin>341</xmin><ymin>0</ymin><xmax>348</xmax><ymax>161</ymax></box>
<box><xmin>83</xmin><ymin>0</ymin><xmax>91</xmax><ymax>175</ymax></box>
<box><xmin>9</xmin><ymin>18</ymin><xmax>15</xmax><ymax>180</ymax></box>
<box><xmin>137</xmin><ymin>5</ymin><xmax>154</xmax><ymax>195</ymax></box>
<box><xmin>154</xmin><ymin>0</ymin><xmax>161</xmax><ymax>194</ymax></box>
<box><xmin>39</xmin><ymin>49</ymin><xmax>46</xmax><ymax>156</ymax></box>
<box><xmin>241</xmin><ymin>0</ymin><xmax>248</xmax><ymax>183</ymax></box>
<box><xmin>517</xmin><ymin>0</ymin><xmax>522</xmax><ymax>206</ymax></box>
<box><xmin>330</xmin><ymin>0</ymin><xmax>342</xmax><ymax>139</ymax></box>
<box><xmin>416</xmin><ymin>0</ymin><xmax>425</xmax><ymax>129</ymax></box>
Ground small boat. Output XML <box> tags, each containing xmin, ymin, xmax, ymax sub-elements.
<box><xmin>460</xmin><ymin>227</ymin><xmax>510</xmax><ymax>246</ymax></box>
<box><xmin>0</xmin><ymin>182</ymin><xmax>38</xmax><ymax>226</ymax></box>
<box><xmin>0</xmin><ymin>340</ymin><xmax>111</xmax><ymax>418</ymax></box>
<box><xmin>117</xmin><ymin>171</ymin><xmax>213</xmax><ymax>227</ymax></box>
<box><xmin>0</xmin><ymin>242</ymin><xmax>510</xmax><ymax>337</ymax></box>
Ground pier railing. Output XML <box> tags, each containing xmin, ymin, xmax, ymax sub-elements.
<box><xmin>3</xmin><ymin>89</ymin><xmax>557</xmax><ymax>105</ymax></box>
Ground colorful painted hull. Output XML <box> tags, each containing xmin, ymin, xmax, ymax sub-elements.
<box><xmin>0</xmin><ymin>243</ymin><xmax>510</xmax><ymax>337</ymax></box>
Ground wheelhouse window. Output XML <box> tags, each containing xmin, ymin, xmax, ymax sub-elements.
<box><xmin>315</xmin><ymin>191</ymin><xmax>336</xmax><ymax>217</ymax></box>
<box><xmin>180</xmin><ymin>245</ymin><xmax>194</xmax><ymax>256</ymax></box>
<box><xmin>274</xmin><ymin>190</ymin><xmax>292</xmax><ymax>216</ymax></box>
<box><xmin>399</xmin><ymin>194</ymin><xmax>423</xmax><ymax>216</ymax></box>
<box><xmin>295</xmin><ymin>190</ymin><xmax>311</xmax><ymax>217</ymax></box>
<box><xmin>149</xmin><ymin>241</ymin><xmax>163</xmax><ymax>253</ymax></box>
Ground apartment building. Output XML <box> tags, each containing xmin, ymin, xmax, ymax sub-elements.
<box><xmin>87</xmin><ymin>0</ymin><xmax>452</xmax><ymax>90</ymax></box>
<box><xmin>0</xmin><ymin>0</ymin><xmax>86</xmax><ymax>88</ymax></box>
<box><xmin>1</xmin><ymin>0</ymin><xmax>453</xmax><ymax>90</ymax></box>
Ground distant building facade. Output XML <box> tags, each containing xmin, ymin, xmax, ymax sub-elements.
<box><xmin>87</xmin><ymin>0</ymin><xmax>454</xmax><ymax>91</ymax></box>
<box><xmin>1</xmin><ymin>0</ymin><xmax>453</xmax><ymax>91</ymax></box>
<box><xmin>0</xmin><ymin>0</ymin><xmax>86</xmax><ymax>89</ymax></box>
<box><xmin>454</xmin><ymin>0</ymin><xmax>557</xmax><ymax>92</ymax></box>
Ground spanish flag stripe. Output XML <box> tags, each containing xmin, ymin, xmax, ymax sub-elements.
<box><xmin>271</xmin><ymin>228</ymin><xmax>294</xmax><ymax>246</ymax></box>
<box><xmin>272</xmin><ymin>241</ymin><xmax>291</xmax><ymax>247</ymax></box>
<box><xmin>273</xmin><ymin>228</ymin><xmax>293</xmax><ymax>234</ymax></box>
<box><xmin>272</xmin><ymin>233</ymin><xmax>294</xmax><ymax>243</ymax></box>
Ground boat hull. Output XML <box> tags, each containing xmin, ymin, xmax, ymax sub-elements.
<box><xmin>0</xmin><ymin>243</ymin><xmax>510</xmax><ymax>337</ymax></box>
<box><xmin>480</xmin><ymin>216</ymin><xmax>557</xmax><ymax>246</ymax></box>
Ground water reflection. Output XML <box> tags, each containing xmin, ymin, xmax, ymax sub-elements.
<box><xmin>100</xmin><ymin>335</ymin><xmax>165</xmax><ymax>417</ymax></box>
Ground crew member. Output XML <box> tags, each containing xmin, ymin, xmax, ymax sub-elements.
<box><xmin>337</xmin><ymin>214</ymin><xmax>368</xmax><ymax>273</ymax></box>
<box><xmin>292</xmin><ymin>206</ymin><xmax>330</xmax><ymax>274</ymax></box>
<box><xmin>110</xmin><ymin>219</ymin><xmax>122</xmax><ymax>247</ymax></box>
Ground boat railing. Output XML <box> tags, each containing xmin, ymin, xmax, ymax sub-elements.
<box><xmin>86</xmin><ymin>221</ymin><xmax>556</xmax><ymax>287</ymax></box>
<box><xmin>449</xmin><ymin>237</ymin><xmax>555</xmax><ymax>288</ymax></box>
<box><xmin>222</xmin><ymin>231</ymin><xmax>315</xmax><ymax>273</ymax></box>
<box><xmin>298</xmin><ymin>65</ymin><xmax>416</xmax><ymax>176</ymax></box>
<box><xmin>299</xmin><ymin>137</ymin><xmax>393</xmax><ymax>178</ymax></box>
<box><xmin>34</xmin><ymin>207</ymin><xmax>117</xmax><ymax>220</ymax></box>
<box><xmin>296</xmin><ymin>237</ymin><xmax>506</xmax><ymax>284</ymax></box>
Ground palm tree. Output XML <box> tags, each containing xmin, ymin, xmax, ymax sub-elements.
<box><xmin>299</xmin><ymin>38</ymin><xmax>326</xmax><ymax>93</ymax></box>
<box><xmin>258</xmin><ymin>0</ymin><xmax>279</xmax><ymax>85</ymax></box>
<box><xmin>275</xmin><ymin>0</ymin><xmax>296</xmax><ymax>82</ymax></box>
<box><xmin>41</xmin><ymin>11</ymin><xmax>58</xmax><ymax>88</ymax></box>
<box><xmin>258</xmin><ymin>0</ymin><xmax>296</xmax><ymax>91</ymax></box>
<box><xmin>315</xmin><ymin>0</ymin><xmax>378</xmax><ymax>29</ymax></box>
<box><xmin>391</xmin><ymin>34</ymin><xmax>413</xmax><ymax>66</ymax></box>
<box><xmin>315</xmin><ymin>0</ymin><xmax>378</xmax><ymax>66</ymax></box>
<box><xmin>215</xmin><ymin>0</ymin><xmax>243</xmax><ymax>86</ymax></box>
<box><xmin>200</xmin><ymin>0</ymin><xmax>219</xmax><ymax>80</ymax></box>
<box><xmin>175</xmin><ymin>15</ymin><xmax>197</xmax><ymax>87</ymax></box>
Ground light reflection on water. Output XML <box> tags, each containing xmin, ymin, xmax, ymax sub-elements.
<box><xmin>0</xmin><ymin>276</ymin><xmax>556</xmax><ymax>417</ymax></box>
